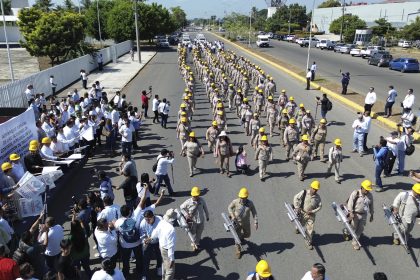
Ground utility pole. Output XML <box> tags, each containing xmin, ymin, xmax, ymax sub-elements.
<box><xmin>134</xmin><ymin>0</ymin><xmax>141</xmax><ymax>63</ymax></box>
<box><xmin>340</xmin><ymin>0</ymin><xmax>345</xmax><ymax>43</ymax></box>
<box><xmin>97</xmin><ymin>0</ymin><xmax>102</xmax><ymax>47</ymax></box>
<box><xmin>306</xmin><ymin>0</ymin><xmax>316</xmax><ymax>71</ymax></box>
<box><xmin>288</xmin><ymin>8</ymin><xmax>291</xmax><ymax>35</ymax></box>
<box><xmin>248</xmin><ymin>2</ymin><xmax>252</xmax><ymax>47</ymax></box>
<box><xmin>1</xmin><ymin>0</ymin><xmax>14</xmax><ymax>82</ymax></box>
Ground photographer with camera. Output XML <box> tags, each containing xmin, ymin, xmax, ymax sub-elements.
<box><xmin>141</xmin><ymin>87</ymin><xmax>152</xmax><ymax>118</ymax></box>
<box><xmin>153</xmin><ymin>149</ymin><xmax>175</xmax><ymax>196</ymax></box>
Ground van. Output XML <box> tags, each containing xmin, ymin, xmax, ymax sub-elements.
<box><xmin>256</xmin><ymin>35</ymin><xmax>270</xmax><ymax>47</ymax></box>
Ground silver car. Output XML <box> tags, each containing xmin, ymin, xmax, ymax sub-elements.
<box><xmin>339</xmin><ymin>44</ymin><xmax>356</xmax><ymax>54</ymax></box>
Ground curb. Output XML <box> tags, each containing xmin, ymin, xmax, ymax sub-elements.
<box><xmin>210</xmin><ymin>32</ymin><xmax>420</xmax><ymax>142</ymax></box>
<box><xmin>122</xmin><ymin>52</ymin><xmax>157</xmax><ymax>89</ymax></box>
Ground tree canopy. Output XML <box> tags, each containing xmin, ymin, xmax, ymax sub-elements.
<box><xmin>170</xmin><ymin>6</ymin><xmax>187</xmax><ymax>30</ymax></box>
<box><xmin>318</xmin><ymin>0</ymin><xmax>341</xmax><ymax>8</ymax></box>
<box><xmin>329</xmin><ymin>14</ymin><xmax>367</xmax><ymax>42</ymax></box>
<box><xmin>401</xmin><ymin>16</ymin><xmax>420</xmax><ymax>41</ymax></box>
<box><xmin>1</xmin><ymin>0</ymin><xmax>12</xmax><ymax>15</ymax></box>
<box><xmin>371</xmin><ymin>18</ymin><xmax>395</xmax><ymax>37</ymax></box>
<box><xmin>33</xmin><ymin>0</ymin><xmax>53</xmax><ymax>12</ymax></box>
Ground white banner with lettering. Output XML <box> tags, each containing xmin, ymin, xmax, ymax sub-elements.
<box><xmin>0</xmin><ymin>108</ymin><xmax>37</xmax><ymax>164</ymax></box>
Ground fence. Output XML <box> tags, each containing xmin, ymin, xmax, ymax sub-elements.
<box><xmin>0</xmin><ymin>40</ymin><xmax>132</xmax><ymax>108</ymax></box>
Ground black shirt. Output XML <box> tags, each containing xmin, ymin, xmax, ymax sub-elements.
<box><xmin>57</xmin><ymin>254</ymin><xmax>78</xmax><ymax>279</ymax></box>
<box><xmin>23</xmin><ymin>152</ymin><xmax>44</xmax><ymax>173</ymax></box>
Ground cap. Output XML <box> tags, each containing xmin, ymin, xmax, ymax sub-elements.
<box><xmin>301</xmin><ymin>134</ymin><xmax>309</xmax><ymax>141</ymax></box>
<box><xmin>189</xmin><ymin>131</ymin><xmax>195</xmax><ymax>137</ymax></box>
<box><xmin>219</xmin><ymin>131</ymin><xmax>227</xmax><ymax>137</ymax></box>
<box><xmin>268</xmin><ymin>96</ymin><xmax>273</xmax><ymax>100</ymax></box>
<box><xmin>180</xmin><ymin>103</ymin><xmax>187</xmax><ymax>108</ymax></box>
<box><xmin>289</xmin><ymin>96</ymin><xmax>294</xmax><ymax>101</ymax></box>
<box><xmin>289</xmin><ymin>118</ymin><xmax>296</xmax><ymax>124</ymax></box>
<box><xmin>41</xmin><ymin>137</ymin><xmax>51</xmax><ymax>144</ymax></box>
<box><xmin>217</xmin><ymin>111</ymin><xmax>224</xmax><ymax>115</ymax></box>
<box><xmin>181</xmin><ymin>111</ymin><xmax>187</xmax><ymax>116</ymax></box>
<box><xmin>299</xmin><ymin>103</ymin><xmax>304</xmax><ymax>108</ymax></box>
<box><xmin>29</xmin><ymin>144</ymin><xmax>38</xmax><ymax>151</ymax></box>
<box><xmin>412</xmin><ymin>183</ymin><xmax>420</xmax><ymax>195</ymax></box>
<box><xmin>29</xmin><ymin>140</ymin><xmax>39</xmax><ymax>146</ymax></box>
<box><xmin>163</xmin><ymin>208</ymin><xmax>177</xmax><ymax>223</ymax></box>
<box><xmin>334</xmin><ymin>138</ymin><xmax>342</xmax><ymax>146</ymax></box>
<box><xmin>243</xmin><ymin>98</ymin><xmax>248</xmax><ymax>102</ymax></box>
<box><xmin>320</xmin><ymin>119</ymin><xmax>327</xmax><ymax>124</ymax></box>
<box><xmin>256</xmin><ymin>260</ymin><xmax>272</xmax><ymax>278</ymax></box>
<box><xmin>281</xmin><ymin>89</ymin><xmax>286</xmax><ymax>93</ymax></box>
<box><xmin>259</xmin><ymin>127</ymin><xmax>265</xmax><ymax>133</ymax></box>
<box><xmin>181</xmin><ymin>117</ymin><xmax>187</xmax><ymax>123</ymax></box>
<box><xmin>282</xmin><ymin>109</ymin><xmax>287</xmax><ymax>114</ymax></box>
<box><xmin>261</xmin><ymin>135</ymin><xmax>268</xmax><ymax>141</ymax></box>
<box><xmin>212</xmin><ymin>120</ymin><xmax>217</xmax><ymax>126</ymax></box>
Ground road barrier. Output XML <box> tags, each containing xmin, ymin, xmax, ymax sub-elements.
<box><xmin>0</xmin><ymin>40</ymin><xmax>132</xmax><ymax>108</ymax></box>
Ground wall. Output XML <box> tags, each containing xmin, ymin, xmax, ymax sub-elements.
<box><xmin>313</xmin><ymin>2</ymin><xmax>420</xmax><ymax>34</ymax></box>
<box><xmin>0</xmin><ymin>40</ymin><xmax>132</xmax><ymax>108</ymax></box>
<box><xmin>0</xmin><ymin>26</ymin><xmax>23</xmax><ymax>42</ymax></box>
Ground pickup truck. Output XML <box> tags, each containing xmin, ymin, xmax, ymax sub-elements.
<box><xmin>299</xmin><ymin>38</ymin><xmax>319</xmax><ymax>47</ymax></box>
<box><xmin>317</xmin><ymin>39</ymin><xmax>335</xmax><ymax>50</ymax></box>
<box><xmin>361</xmin><ymin>46</ymin><xmax>386</xmax><ymax>58</ymax></box>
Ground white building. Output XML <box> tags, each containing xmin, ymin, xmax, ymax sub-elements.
<box><xmin>0</xmin><ymin>0</ymin><xmax>29</xmax><ymax>43</ymax></box>
<box><xmin>313</xmin><ymin>1</ymin><xmax>420</xmax><ymax>34</ymax></box>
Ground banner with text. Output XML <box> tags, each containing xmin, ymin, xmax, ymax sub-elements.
<box><xmin>0</xmin><ymin>108</ymin><xmax>37</xmax><ymax>164</ymax></box>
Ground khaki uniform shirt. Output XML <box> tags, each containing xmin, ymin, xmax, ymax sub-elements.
<box><xmin>284</xmin><ymin>126</ymin><xmax>299</xmax><ymax>144</ymax></box>
<box><xmin>278</xmin><ymin>115</ymin><xmax>289</xmax><ymax>129</ymax></box>
<box><xmin>255</xmin><ymin>144</ymin><xmax>273</xmax><ymax>161</ymax></box>
<box><xmin>293</xmin><ymin>143</ymin><xmax>312</xmax><ymax>162</ymax></box>
<box><xmin>347</xmin><ymin>190</ymin><xmax>374</xmax><ymax>217</ymax></box>
<box><xmin>249</xmin><ymin>119</ymin><xmax>261</xmax><ymax>131</ymax></box>
<box><xmin>180</xmin><ymin>197</ymin><xmax>209</xmax><ymax>224</ymax></box>
<box><xmin>177</xmin><ymin>123</ymin><xmax>190</xmax><ymax>140</ymax></box>
<box><xmin>228</xmin><ymin>198</ymin><xmax>258</xmax><ymax>224</ymax></box>
<box><xmin>206</xmin><ymin>126</ymin><xmax>219</xmax><ymax>142</ymax></box>
<box><xmin>293</xmin><ymin>189</ymin><xmax>322</xmax><ymax>216</ymax></box>
<box><xmin>312</xmin><ymin>125</ymin><xmax>328</xmax><ymax>142</ymax></box>
<box><xmin>393</xmin><ymin>191</ymin><xmax>419</xmax><ymax>224</ymax></box>
<box><xmin>182</xmin><ymin>141</ymin><xmax>202</xmax><ymax>158</ymax></box>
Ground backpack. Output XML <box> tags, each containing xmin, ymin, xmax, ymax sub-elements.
<box><xmin>412</xmin><ymin>115</ymin><xmax>417</xmax><ymax>126</ymax></box>
<box><xmin>12</xmin><ymin>246</ymin><xmax>29</xmax><ymax>265</ymax></box>
<box><xmin>120</xmin><ymin>218</ymin><xmax>140</xmax><ymax>243</ymax></box>
<box><xmin>326</xmin><ymin>99</ymin><xmax>333</xmax><ymax>111</ymax></box>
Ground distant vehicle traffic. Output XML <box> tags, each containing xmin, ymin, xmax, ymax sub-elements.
<box><xmin>317</xmin><ymin>40</ymin><xmax>335</xmax><ymax>50</ymax></box>
<box><xmin>333</xmin><ymin>43</ymin><xmax>345</xmax><ymax>52</ymax></box>
<box><xmin>256</xmin><ymin>35</ymin><xmax>270</xmax><ymax>47</ymax></box>
<box><xmin>299</xmin><ymin>37</ymin><xmax>319</xmax><ymax>47</ymax></box>
<box><xmin>157</xmin><ymin>38</ymin><xmax>170</xmax><ymax>48</ymax></box>
<box><xmin>398</xmin><ymin>40</ymin><xmax>412</xmax><ymax>48</ymax></box>
<box><xmin>339</xmin><ymin>44</ymin><xmax>356</xmax><ymax>54</ymax></box>
<box><xmin>389</xmin><ymin>58</ymin><xmax>419</xmax><ymax>72</ymax></box>
<box><xmin>350</xmin><ymin>47</ymin><xmax>365</xmax><ymax>57</ymax></box>
<box><xmin>361</xmin><ymin>46</ymin><xmax>386</xmax><ymax>58</ymax></box>
<box><xmin>367</xmin><ymin>53</ymin><xmax>393</xmax><ymax>67</ymax></box>
<box><xmin>195</xmin><ymin>33</ymin><xmax>206</xmax><ymax>43</ymax></box>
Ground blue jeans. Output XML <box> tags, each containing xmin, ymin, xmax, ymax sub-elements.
<box><xmin>153</xmin><ymin>174</ymin><xmax>173</xmax><ymax>195</ymax></box>
<box><xmin>375</xmin><ymin>164</ymin><xmax>384</xmax><ymax>188</ymax></box>
<box><xmin>143</xmin><ymin>243</ymin><xmax>162</xmax><ymax>279</ymax></box>
<box><xmin>121</xmin><ymin>141</ymin><xmax>132</xmax><ymax>156</ymax></box>
<box><xmin>397</xmin><ymin>151</ymin><xmax>405</xmax><ymax>174</ymax></box>
<box><xmin>160</xmin><ymin>114</ymin><xmax>168</xmax><ymax>128</ymax></box>
<box><xmin>321</xmin><ymin>109</ymin><xmax>327</xmax><ymax>119</ymax></box>
<box><xmin>353</xmin><ymin>132</ymin><xmax>364</xmax><ymax>153</ymax></box>
<box><xmin>121</xmin><ymin>244</ymin><xmax>143</xmax><ymax>277</ymax></box>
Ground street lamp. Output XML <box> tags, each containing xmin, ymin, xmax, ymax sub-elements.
<box><xmin>339</xmin><ymin>0</ymin><xmax>345</xmax><ymax>43</ymax></box>
<box><xmin>1</xmin><ymin>0</ymin><xmax>14</xmax><ymax>82</ymax></box>
<box><xmin>305</xmin><ymin>0</ymin><xmax>316</xmax><ymax>71</ymax></box>
<box><xmin>96</xmin><ymin>0</ymin><xmax>102</xmax><ymax>47</ymax></box>
<box><xmin>134</xmin><ymin>0</ymin><xmax>141</xmax><ymax>63</ymax></box>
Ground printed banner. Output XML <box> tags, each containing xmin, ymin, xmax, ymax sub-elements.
<box><xmin>18</xmin><ymin>196</ymin><xmax>44</xmax><ymax>218</ymax></box>
<box><xmin>0</xmin><ymin>108</ymin><xmax>37</xmax><ymax>164</ymax></box>
<box><xmin>15</xmin><ymin>172</ymin><xmax>45</xmax><ymax>199</ymax></box>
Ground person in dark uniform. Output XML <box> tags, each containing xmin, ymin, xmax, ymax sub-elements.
<box><xmin>341</xmin><ymin>72</ymin><xmax>350</xmax><ymax>95</ymax></box>
<box><xmin>24</xmin><ymin>141</ymin><xmax>44</xmax><ymax>174</ymax></box>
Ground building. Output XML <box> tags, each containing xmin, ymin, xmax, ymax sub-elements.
<box><xmin>313</xmin><ymin>1</ymin><xmax>420</xmax><ymax>34</ymax></box>
<box><xmin>0</xmin><ymin>0</ymin><xmax>29</xmax><ymax>44</ymax></box>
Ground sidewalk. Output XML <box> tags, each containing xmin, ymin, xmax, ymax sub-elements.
<box><xmin>56</xmin><ymin>51</ymin><xmax>156</xmax><ymax>98</ymax></box>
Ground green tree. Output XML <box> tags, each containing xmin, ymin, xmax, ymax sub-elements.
<box><xmin>18</xmin><ymin>9</ymin><xmax>86</xmax><ymax>65</ymax></box>
<box><xmin>84</xmin><ymin>0</ymin><xmax>114</xmax><ymax>40</ymax></box>
<box><xmin>139</xmin><ymin>2</ymin><xmax>175</xmax><ymax>41</ymax></box>
<box><xmin>267</xmin><ymin>3</ymin><xmax>309</xmax><ymax>32</ymax></box>
<box><xmin>81</xmin><ymin>0</ymin><xmax>91</xmax><ymax>10</ymax></box>
<box><xmin>401</xmin><ymin>16</ymin><xmax>420</xmax><ymax>41</ymax></box>
<box><xmin>33</xmin><ymin>0</ymin><xmax>53</xmax><ymax>12</ymax></box>
<box><xmin>371</xmin><ymin>18</ymin><xmax>395</xmax><ymax>37</ymax></box>
<box><xmin>329</xmin><ymin>14</ymin><xmax>366</xmax><ymax>42</ymax></box>
<box><xmin>318</xmin><ymin>0</ymin><xmax>341</xmax><ymax>8</ymax></box>
<box><xmin>64</xmin><ymin>0</ymin><xmax>76</xmax><ymax>11</ymax></box>
<box><xmin>1</xmin><ymin>0</ymin><xmax>12</xmax><ymax>15</ymax></box>
<box><xmin>105</xmin><ymin>0</ymin><xmax>134</xmax><ymax>42</ymax></box>
<box><xmin>170</xmin><ymin>6</ymin><xmax>187</xmax><ymax>30</ymax></box>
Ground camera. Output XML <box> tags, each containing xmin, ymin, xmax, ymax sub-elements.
<box><xmin>115</xmin><ymin>167</ymin><xmax>120</xmax><ymax>172</ymax></box>
<box><xmin>149</xmin><ymin>86</ymin><xmax>152</xmax><ymax>91</ymax></box>
<box><xmin>315</xmin><ymin>96</ymin><xmax>320</xmax><ymax>101</ymax></box>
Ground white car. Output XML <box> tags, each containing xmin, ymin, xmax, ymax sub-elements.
<box><xmin>402</xmin><ymin>41</ymin><xmax>412</xmax><ymax>48</ymax></box>
<box><xmin>182</xmin><ymin>38</ymin><xmax>191</xmax><ymax>45</ymax></box>
<box><xmin>317</xmin><ymin>39</ymin><xmax>335</xmax><ymax>50</ymax></box>
<box><xmin>361</xmin><ymin>46</ymin><xmax>386</xmax><ymax>58</ymax></box>
<box><xmin>350</xmin><ymin>47</ymin><xmax>365</xmax><ymax>57</ymax></box>
<box><xmin>295</xmin><ymin>38</ymin><xmax>305</xmax><ymax>45</ymax></box>
<box><xmin>256</xmin><ymin>35</ymin><xmax>270</xmax><ymax>47</ymax></box>
<box><xmin>157</xmin><ymin>38</ymin><xmax>170</xmax><ymax>48</ymax></box>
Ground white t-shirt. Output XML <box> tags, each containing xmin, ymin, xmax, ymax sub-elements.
<box><xmin>94</xmin><ymin>228</ymin><xmax>118</xmax><ymax>258</ymax></box>
<box><xmin>91</xmin><ymin>269</ymin><xmax>125</xmax><ymax>280</ymax></box>
<box><xmin>132</xmin><ymin>204</ymin><xmax>156</xmax><ymax>225</ymax></box>
<box><xmin>97</xmin><ymin>205</ymin><xmax>121</xmax><ymax>222</ymax></box>
<box><xmin>152</xmin><ymin>98</ymin><xmax>160</xmax><ymax>111</ymax></box>
<box><xmin>301</xmin><ymin>271</ymin><xmax>330</xmax><ymax>280</ymax></box>
<box><xmin>155</xmin><ymin>155</ymin><xmax>175</xmax><ymax>176</ymax></box>
<box><xmin>38</xmin><ymin>224</ymin><xmax>64</xmax><ymax>256</ymax></box>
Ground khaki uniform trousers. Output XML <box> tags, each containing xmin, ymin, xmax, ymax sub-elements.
<box><xmin>187</xmin><ymin>156</ymin><xmax>198</xmax><ymax>175</ymax></box>
<box><xmin>191</xmin><ymin>222</ymin><xmax>205</xmax><ymax>244</ymax></box>
<box><xmin>299</xmin><ymin>213</ymin><xmax>315</xmax><ymax>243</ymax></box>
<box><xmin>313</xmin><ymin>140</ymin><xmax>325</xmax><ymax>160</ymax></box>
<box><xmin>161</xmin><ymin>248</ymin><xmax>175</xmax><ymax>280</ymax></box>
<box><xmin>258</xmin><ymin>159</ymin><xmax>268</xmax><ymax>178</ymax></box>
<box><xmin>297</xmin><ymin>160</ymin><xmax>309</xmax><ymax>180</ymax></box>
<box><xmin>219</xmin><ymin>155</ymin><xmax>230</xmax><ymax>172</ymax></box>
<box><xmin>285</xmin><ymin>142</ymin><xmax>297</xmax><ymax>159</ymax></box>
<box><xmin>350</xmin><ymin>213</ymin><xmax>367</xmax><ymax>246</ymax></box>
<box><xmin>327</xmin><ymin>160</ymin><xmax>341</xmax><ymax>181</ymax></box>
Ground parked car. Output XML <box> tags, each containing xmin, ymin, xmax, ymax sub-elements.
<box><xmin>317</xmin><ymin>39</ymin><xmax>335</xmax><ymax>50</ymax></box>
<box><xmin>339</xmin><ymin>44</ymin><xmax>356</xmax><ymax>54</ymax></box>
<box><xmin>157</xmin><ymin>38</ymin><xmax>170</xmax><ymax>48</ymax></box>
<box><xmin>168</xmin><ymin>35</ymin><xmax>179</xmax><ymax>45</ymax></box>
<box><xmin>368</xmin><ymin>53</ymin><xmax>393</xmax><ymax>67</ymax></box>
<box><xmin>389</xmin><ymin>58</ymin><xmax>419</xmax><ymax>72</ymax></box>
<box><xmin>256</xmin><ymin>35</ymin><xmax>270</xmax><ymax>47</ymax></box>
<box><xmin>333</xmin><ymin>43</ymin><xmax>345</xmax><ymax>52</ymax></box>
<box><xmin>295</xmin><ymin>38</ymin><xmax>305</xmax><ymax>45</ymax></box>
<box><xmin>285</xmin><ymin>35</ymin><xmax>295</xmax><ymax>42</ymax></box>
<box><xmin>350</xmin><ymin>47</ymin><xmax>365</xmax><ymax>57</ymax></box>
<box><xmin>398</xmin><ymin>40</ymin><xmax>412</xmax><ymax>48</ymax></box>
<box><xmin>299</xmin><ymin>38</ymin><xmax>319</xmax><ymax>47</ymax></box>
<box><xmin>361</xmin><ymin>46</ymin><xmax>386</xmax><ymax>58</ymax></box>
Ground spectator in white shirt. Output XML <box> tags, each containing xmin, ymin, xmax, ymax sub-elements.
<box><xmin>364</xmin><ymin>87</ymin><xmax>377</xmax><ymax>113</ymax></box>
<box><xmin>153</xmin><ymin>149</ymin><xmax>175</xmax><ymax>196</ymax></box>
<box><xmin>384</xmin><ymin>85</ymin><xmax>397</xmax><ymax>118</ymax></box>
<box><xmin>301</xmin><ymin>263</ymin><xmax>329</xmax><ymax>280</ymax></box>
<box><xmin>140</xmin><ymin>209</ymin><xmax>163</xmax><ymax>279</ymax></box>
<box><xmin>0</xmin><ymin>207</ymin><xmax>14</xmax><ymax>244</ymax></box>
<box><xmin>310</xmin><ymin>61</ymin><xmax>317</xmax><ymax>81</ymax></box>
<box><xmin>49</xmin><ymin>75</ymin><xmax>57</xmax><ymax>95</ymax></box>
<box><xmin>148</xmin><ymin>209</ymin><xmax>176</xmax><ymax>280</ymax></box>
<box><xmin>385</xmin><ymin>131</ymin><xmax>399</xmax><ymax>176</ymax></box>
<box><xmin>40</xmin><ymin>137</ymin><xmax>58</xmax><ymax>160</ymax></box>
<box><xmin>158</xmin><ymin>98</ymin><xmax>170</xmax><ymax>128</ymax></box>
<box><xmin>50</xmin><ymin>136</ymin><xmax>65</xmax><ymax>155</ymax></box>
<box><xmin>71</xmin><ymin>89</ymin><xmax>80</xmax><ymax>103</ymax></box>
<box><xmin>352</xmin><ymin>113</ymin><xmax>366</xmax><ymax>156</ymax></box>
<box><xmin>152</xmin><ymin>95</ymin><xmax>160</xmax><ymax>124</ymax></box>
<box><xmin>94</xmin><ymin>218</ymin><xmax>118</xmax><ymax>263</ymax></box>
<box><xmin>37</xmin><ymin>217</ymin><xmax>64</xmax><ymax>274</ymax></box>
<box><xmin>113</xmin><ymin>92</ymin><xmax>122</xmax><ymax>109</ymax></box>
<box><xmin>41</xmin><ymin>117</ymin><xmax>56</xmax><ymax>138</ymax></box>
<box><xmin>362</xmin><ymin>111</ymin><xmax>372</xmax><ymax>151</ymax></box>
<box><xmin>401</xmin><ymin>108</ymin><xmax>415</xmax><ymax>130</ymax></box>
<box><xmin>119</xmin><ymin>117</ymin><xmax>134</xmax><ymax>156</ymax></box>
<box><xmin>97</xmin><ymin>195</ymin><xmax>120</xmax><ymax>222</ymax></box>
<box><xmin>91</xmin><ymin>258</ymin><xmax>125</xmax><ymax>280</ymax></box>
<box><xmin>25</xmin><ymin>84</ymin><xmax>34</xmax><ymax>102</ymax></box>
<box><xmin>306</xmin><ymin>69</ymin><xmax>312</xmax><ymax>90</ymax></box>
<box><xmin>402</xmin><ymin>88</ymin><xmax>415</xmax><ymax>110</ymax></box>
<box><xmin>63</xmin><ymin>121</ymin><xmax>78</xmax><ymax>149</ymax></box>
<box><xmin>80</xmin><ymin>69</ymin><xmax>88</xmax><ymax>89</ymax></box>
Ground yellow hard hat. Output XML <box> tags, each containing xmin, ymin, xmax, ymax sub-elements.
<box><xmin>189</xmin><ymin>77</ymin><xmax>193</xmax><ymax>81</ymax></box>
<box><xmin>188</xmin><ymin>93</ymin><xmax>193</xmax><ymax>97</ymax></box>
<box><xmin>289</xmin><ymin>96</ymin><xmax>294</xmax><ymax>101</ymax></box>
<box><xmin>258</xmin><ymin>89</ymin><xmax>263</xmax><ymax>93</ymax></box>
<box><xmin>311</xmin><ymin>180</ymin><xmax>320</xmax><ymax>190</ymax></box>
<box><xmin>29</xmin><ymin>140</ymin><xmax>39</xmax><ymax>146</ymax></box>
<box><xmin>184</xmin><ymin>88</ymin><xmax>189</xmax><ymax>93</ymax></box>
<box><xmin>9</xmin><ymin>153</ymin><xmax>20</xmax><ymax>161</ymax></box>
<box><xmin>29</xmin><ymin>144</ymin><xmax>38</xmax><ymax>151</ymax></box>
<box><xmin>237</xmin><ymin>89</ymin><xmax>242</xmax><ymax>93</ymax></box>
<box><xmin>243</xmin><ymin>98</ymin><xmax>248</xmax><ymax>102</ymax></box>
<box><xmin>412</xmin><ymin>183</ymin><xmax>420</xmax><ymax>195</ymax></box>
<box><xmin>216</xmin><ymin>103</ymin><xmax>223</xmax><ymax>108</ymax></box>
<box><xmin>191</xmin><ymin>186</ymin><xmax>201</xmax><ymax>197</ymax></box>
<box><xmin>320</xmin><ymin>119</ymin><xmax>327</xmax><ymax>124</ymax></box>
<box><xmin>180</xmin><ymin>103</ymin><xmax>187</xmax><ymax>108</ymax></box>
<box><xmin>229</xmin><ymin>84</ymin><xmax>233</xmax><ymax>87</ymax></box>
<box><xmin>289</xmin><ymin>118</ymin><xmax>296</xmax><ymax>124</ymax></box>
<box><xmin>261</xmin><ymin>135</ymin><xmax>268</xmax><ymax>141</ymax></box>
<box><xmin>41</xmin><ymin>137</ymin><xmax>51</xmax><ymax>144</ymax></box>
<box><xmin>259</xmin><ymin>127</ymin><xmax>265</xmax><ymax>133</ymax></box>
<box><xmin>282</xmin><ymin>109</ymin><xmax>287</xmax><ymax>114</ymax></box>
<box><xmin>281</xmin><ymin>89</ymin><xmax>286</xmax><ymax>93</ymax></box>
<box><xmin>1</xmin><ymin>162</ymin><xmax>12</xmax><ymax>172</ymax></box>
<box><xmin>189</xmin><ymin>131</ymin><xmax>196</xmax><ymax>137</ymax></box>
<box><xmin>299</xmin><ymin>103</ymin><xmax>305</xmax><ymax>108</ymax></box>
<box><xmin>217</xmin><ymin>111</ymin><xmax>224</xmax><ymax>115</ymax></box>
<box><xmin>183</xmin><ymin>96</ymin><xmax>189</xmax><ymax>100</ymax></box>
<box><xmin>334</xmin><ymin>138</ymin><xmax>342</xmax><ymax>146</ymax></box>
<box><xmin>238</xmin><ymin>187</ymin><xmax>249</xmax><ymax>198</ymax></box>
<box><xmin>269</xmin><ymin>77</ymin><xmax>273</xmax><ymax>81</ymax></box>
<box><xmin>361</xmin><ymin>180</ymin><xmax>373</xmax><ymax>191</ymax></box>
<box><xmin>255</xmin><ymin>86</ymin><xmax>259</xmax><ymax>90</ymax></box>
<box><xmin>212</xmin><ymin>120</ymin><xmax>217</xmax><ymax>126</ymax></box>
<box><xmin>181</xmin><ymin>111</ymin><xmax>187</xmax><ymax>116</ymax></box>
<box><xmin>253</xmin><ymin>113</ymin><xmax>259</xmax><ymax>117</ymax></box>
<box><xmin>181</xmin><ymin>117</ymin><xmax>187</xmax><ymax>123</ymax></box>
<box><xmin>268</xmin><ymin>96</ymin><xmax>273</xmax><ymax>100</ymax></box>
<box><xmin>301</xmin><ymin>134</ymin><xmax>309</xmax><ymax>141</ymax></box>
<box><xmin>256</xmin><ymin>260</ymin><xmax>272</xmax><ymax>278</ymax></box>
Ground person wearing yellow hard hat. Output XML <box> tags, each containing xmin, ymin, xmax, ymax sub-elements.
<box><xmin>284</xmin><ymin>118</ymin><xmax>299</xmax><ymax>160</ymax></box>
<box><xmin>293</xmin><ymin>180</ymin><xmax>322</xmax><ymax>250</ymax></box>
<box><xmin>228</xmin><ymin>187</ymin><xmax>258</xmax><ymax>258</ymax></box>
<box><xmin>255</xmin><ymin>134</ymin><xmax>273</xmax><ymax>182</ymax></box>
<box><xmin>278</xmin><ymin>89</ymin><xmax>288</xmax><ymax>110</ymax></box>
<box><xmin>252</xmin><ymin>127</ymin><xmax>266</xmax><ymax>150</ymax></box>
<box><xmin>24</xmin><ymin>141</ymin><xmax>44</xmax><ymax>174</ymax></box>
<box><xmin>391</xmin><ymin>183</ymin><xmax>420</xmax><ymax>246</ymax></box>
<box><xmin>344</xmin><ymin>179</ymin><xmax>374</xmax><ymax>250</ymax></box>
<box><xmin>311</xmin><ymin>118</ymin><xmax>328</xmax><ymax>162</ymax></box>
<box><xmin>249</xmin><ymin>113</ymin><xmax>261</xmax><ymax>148</ymax></box>
<box><xmin>8</xmin><ymin>153</ymin><xmax>25</xmax><ymax>182</ymax></box>
<box><xmin>1</xmin><ymin>162</ymin><xmax>19</xmax><ymax>195</ymax></box>
<box><xmin>215</xmin><ymin>131</ymin><xmax>233</xmax><ymax>177</ymax></box>
<box><xmin>40</xmin><ymin>137</ymin><xmax>58</xmax><ymax>160</ymax></box>
<box><xmin>180</xmin><ymin>186</ymin><xmax>210</xmax><ymax>251</ymax></box>
<box><xmin>214</xmin><ymin>110</ymin><xmax>227</xmax><ymax>131</ymax></box>
<box><xmin>265</xmin><ymin>96</ymin><xmax>278</xmax><ymax>137</ymax></box>
<box><xmin>266</xmin><ymin>76</ymin><xmax>276</xmax><ymax>97</ymax></box>
<box><xmin>180</xmin><ymin>131</ymin><xmax>205</xmax><ymax>177</ymax></box>
<box><xmin>246</xmin><ymin>260</ymin><xmax>274</xmax><ymax>279</ymax></box>
<box><xmin>227</xmin><ymin>83</ymin><xmax>236</xmax><ymax>110</ymax></box>
<box><xmin>206</xmin><ymin>121</ymin><xmax>220</xmax><ymax>153</ymax></box>
<box><xmin>301</xmin><ymin>110</ymin><xmax>315</xmax><ymax>137</ymax></box>
<box><xmin>278</xmin><ymin>108</ymin><xmax>289</xmax><ymax>146</ymax></box>
<box><xmin>284</xmin><ymin>96</ymin><xmax>297</xmax><ymax>119</ymax></box>
<box><xmin>241</xmin><ymin>101</ymin><xmax>253</xmax><ymax>136</ymax></box>
<box><xmin>295</xmin><ymin>103</ymin><xmax>306</xmax><ymax>130</ymax></box>
<box><xmin>176</xmin><ymin>116</ymin><xmax>191</xmax><ymax>149</ymax></box>
<box><xmin>255</xmin><ymin>89</ymin><xmax>265</xmax><ymax>114</ymax></box>
<box><xmin>326</xmin><ymin>138</ymin><xmax>343</xmax><ymax>183</ymax></box>
<box><xmin>292</xmin><ymin>134</ymin><xmax>312</xmax><ymax>181</ymax></box>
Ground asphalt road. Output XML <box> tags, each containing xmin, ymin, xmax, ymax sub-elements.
<box><xmin>48</xmin><ymin>39</ymin><xmax>420</xmax><ymax>280</ymax></box>
<box><xmin>244</xmin><ymin>39</ymin><xmax>419</xmax><ymax>110</ymax></box>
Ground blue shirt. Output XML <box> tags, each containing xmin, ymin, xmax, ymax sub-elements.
<box><xmin>99</xmin><ymin>177</ymin><xmax>114</xmax><ymax>200</ymax></box>
<box><xmin>374</xmin><ymin>146</ymin><xmax>388</xmax><ymax>167</ymax></box>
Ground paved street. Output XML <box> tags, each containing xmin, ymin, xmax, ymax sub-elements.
<box><xmin>246</xmin><ymin>39</ymin><xmax>419</xmax><ymax>109</ymax></box>
<box><xmin>48</xmin><ymin>41</ymin><xmax>419</xmax><ymax>280</ymax></box>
